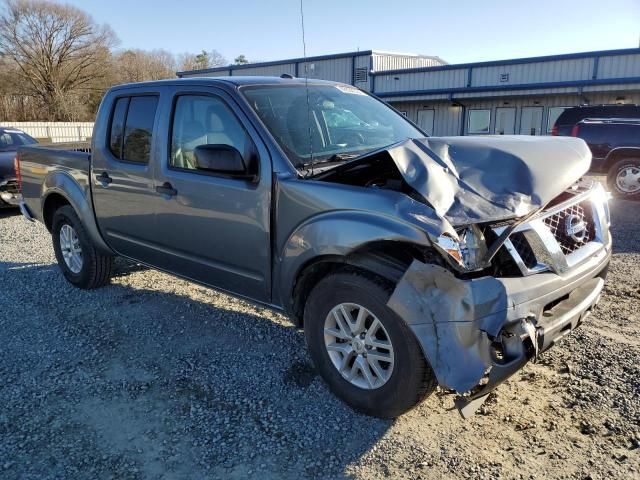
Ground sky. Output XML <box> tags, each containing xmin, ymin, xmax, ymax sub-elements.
<box><xmin>65</xmin><ymin>0</ymin><xmax>640</xmax><ymax>65</ymax></box>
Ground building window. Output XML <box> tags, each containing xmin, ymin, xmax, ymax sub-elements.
<box><xmin>467</xmin><ymin>109</ymin><xmax>491</xmax><ymax>134</ymax></box>
<box><xmin>547</xmin><ymin>106</ymin><xmax>571</xmax><ymax>133</ymax></box>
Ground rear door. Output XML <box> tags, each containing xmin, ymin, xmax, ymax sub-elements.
<box><xmin>92</xmin><ymin>90</ymin><xmax>162</xmax><ymax>264</ymax></box>
<box><xmin>150</xmin><ymin>86</ymin><xmax>272</xmax><ymax>302</ymax></box>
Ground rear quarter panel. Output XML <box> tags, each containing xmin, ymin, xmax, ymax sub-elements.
<box><xmin>18</xmin><ymin>144</ymin><xmax>112</xmax><ymax>253</ymax></box>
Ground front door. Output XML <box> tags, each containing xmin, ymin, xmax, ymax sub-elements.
<box><xmin>92</xmin><ymin>92</ymin><xmax>162</xmax><ymax>264</ymax></box>
<box><xmin>417</xmin><ymin>109</ymin><xmax>435</xmax><ymax>135</ymax></box>
<box><xmin>519</xmin><ymin>106</ymin><xmax>543</xmax><ymax>135</ymax></box>
<box><xmin>151</xmin><ymin>87</ymin><xmax>272</xmax><ymax>302</ymax></box>
<box><xmin>495</xmin><ymin>107</ymin><xmax>516</xmax><ymax>135</ymax></box>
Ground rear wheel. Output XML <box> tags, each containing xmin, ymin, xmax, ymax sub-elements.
<box><xmin>52</xmin><ymin>205</ymin><xmax>114</xmax><ymax>289</ymax></box>
<box><xmin>607</xmin><ymin>158</ymin><xmax>640</xmax><ymax>198</ymax></box>
<box><xmin>304</xmin><ymin>270</ymin><xmax>437</xmax><ymax>418</ymax></box>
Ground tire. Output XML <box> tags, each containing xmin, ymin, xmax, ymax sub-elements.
<box><xmin>607</xmin><ymin>158</ymin><xmax>640</xmax><ymax>199</ymax></box>
<box><xmin>304</xmin><ymin>270</ymin><xmax>437</xmax><ymax>418</ymax></box>
<box><xmin>51</xmin><ymin>205</ymin><xmax>114</xmax><ymax>289</ymax></box>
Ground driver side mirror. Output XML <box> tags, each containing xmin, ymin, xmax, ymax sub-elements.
<box><xmin>194</xmin><ymin>144</ymin><xmax>257</xmax><ymax>182</ymax></box>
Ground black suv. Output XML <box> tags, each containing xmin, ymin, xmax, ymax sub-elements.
<box><xmin>552</xmin><ymin>105</ymin><xmax>640</xmax><ymax>198</ymax></box>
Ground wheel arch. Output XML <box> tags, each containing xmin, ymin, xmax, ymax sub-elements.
<box><xmin>41</xmin><ymin>171</ymin><xmax>112</xmax><ymax>254</ymax></box>
<box><xmin>604</xmin><ymin>147</ymin><xmax>640</xmax><ymax>171</ymax></box>
<box><xmin>287</xmin><ymin>239</ymin><xmax>440</xmax><ymax>327</ymax></box>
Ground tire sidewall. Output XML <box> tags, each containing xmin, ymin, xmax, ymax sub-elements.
<box><xmin>304</xmin><ymin>272</ymin><xmax>429</xmax><ymax>417</ymax></box>
<box><xmin>52</xmin><ymin>206</ymin><xmax>94</xmax><ymax>287</ymax></box>
<box><xmin>608</xmin><ymin>158</ymin><xmax>640</xmax><ymax>198</ymax></box>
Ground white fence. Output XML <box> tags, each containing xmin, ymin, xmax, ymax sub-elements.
<box><xmin>0</xmin><ymin>122</ymin><xmax>94</xmax><ymax>143</ymax></box>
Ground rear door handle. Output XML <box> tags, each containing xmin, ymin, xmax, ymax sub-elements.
<box><xmin>155</xmin><ymin>182</ymin><xmax>178</xmax><ymax>197</ymax></box>
<box><xmin>97</xmin><ymin>171</ymin><xmax>112</xmax><ymax>185</ymax></box>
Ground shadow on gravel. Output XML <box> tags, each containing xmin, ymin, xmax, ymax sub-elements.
<box><xmin>0</xmin><ymin>260</ymin><xmax>392</xmax><ymax>480</ymax></box>
<box><xmin>0</xmin><ymin>207</ymin><xmax>20</xmax><ymax>219</ymax></box>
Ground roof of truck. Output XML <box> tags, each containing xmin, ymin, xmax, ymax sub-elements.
<box><xmin>109</xmin><ymin>76</ymin><xmax>342</xmax><ymax>91</ymax></box>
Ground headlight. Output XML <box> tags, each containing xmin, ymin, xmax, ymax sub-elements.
<box><xmin>592</xmin><ymin>182</ymin><xmax>611</xmax><ymax>226</ymax></box>
<box><xmin>436</xmin><ymin>225</ymin><xmax>488</xmax><ymax>271</ymax></box>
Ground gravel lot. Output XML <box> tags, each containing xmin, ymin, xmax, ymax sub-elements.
<box><xmin>0</xmin><ymin>196</ymin><xmax>638</xmax><ymax>479</ymax></box>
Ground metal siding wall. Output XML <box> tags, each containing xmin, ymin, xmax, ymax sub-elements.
<box><xmin>0</xmin><ymin>122</ymin><xmax>94</xmax><ymax>142</ymax></box>
<box><xmin>374</xmin><ymin>69</ymin><xmax>466</xmax><ymax>93</ymax></box>
<box><xmin>298</xmin><ymin>57</ymin><xmax>352</xmax><ymax>83</ymax></box>
<box><xmin>471</xmin><ymin>58</ymin><xmax>592</xmax><ymax>87</ymax></box>
<box><xmin>597</xmin><ymin>54</ymin><xmax>640</xmax><ymax>78</ymax></box>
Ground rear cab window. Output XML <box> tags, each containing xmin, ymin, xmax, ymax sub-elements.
<box><xmin>108</xmin><ymin>95</ymin><xmax>159</xmax><ymax>163</ymax></box>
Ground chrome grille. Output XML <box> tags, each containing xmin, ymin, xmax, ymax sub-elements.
<box><xmin>493</xmin><ymin>186</ymin><xmax>609</xmax><ymax>277</ymax></box>
<box><xmin>509</xmin><ymin>232</ymin><xmax>537</xmax><ymax>269</ymax></box>
<box><xmin>542</xmin><ymin>202</ymin><xmax>595</xmax><ymax>255</ymax></box>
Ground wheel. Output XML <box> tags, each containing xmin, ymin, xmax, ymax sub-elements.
<box><xmin>607</xmin><ymin>158</ymin><xmax>640</xmax><ymax>198</ymax></box>
<box><xmin>51</xmin><ymin>205</ymin><xmax>114</xmax><ymax>289</ymax></box>
<box><xmin>304</xmin><ymin>270</ymin><xmax>437</xmax><ymax>418</ymax></box>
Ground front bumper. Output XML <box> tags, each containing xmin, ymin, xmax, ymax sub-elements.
<box><xmin>387</xmin><ymin>186</ymin><xmax>612</xmax><ymax>416</ymax></box>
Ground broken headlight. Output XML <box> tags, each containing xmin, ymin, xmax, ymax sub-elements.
<box><xmin>436</xmin><ymin>225</ymin><xmax>489</xmax><ymax>271</ymax></box>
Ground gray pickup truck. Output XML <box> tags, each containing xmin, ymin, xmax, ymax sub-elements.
<box><xmin>18</xmin><ymin>77</ymin><xmax>612</xmax><ymax>418</ymax></box>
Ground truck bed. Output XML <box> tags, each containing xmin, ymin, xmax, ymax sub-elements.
<box><xmin>19</xmin><ymin>142</ymin><xmax>92</xmax><ymax>225</ymax></box>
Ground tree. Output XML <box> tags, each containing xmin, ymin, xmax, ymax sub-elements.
<box><xmin>178</xmin><ymin>49</ymin><xmax>227</xmax><ymax>71</ymax></box>
<box><xmin>113</xmin><ymin>48</ymin><xmax>176</xmax><ymax>84</ymax></box>
<box><xmin>234</xmin><ymin>54</ymin><xmax>249</xmax><ymax>65</ymax></box>
<box><xmin>0</xmin><ymin>0</ymin><xmax>117</xmax><ymax>120</ymax></box>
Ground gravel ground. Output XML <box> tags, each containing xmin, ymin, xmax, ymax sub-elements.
<box><xmin>0</xmin><ymin>197</ymin><xmax>638</xmax><ymax>480</ymax></box>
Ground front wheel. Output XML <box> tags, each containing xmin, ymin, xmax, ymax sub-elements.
<box><xmin>607</xmin><ymin>158</ymin><xmax>640</xmax><ymax>199</ymax></box>
<box><xmin>51</xmin><ymin>205</ymin><xmax>114</xmax><ymax>289</ymax></box>
<box><xmin>304</xmin><ymin>270</ymin><xmax>437</xmax><ymax>418</ymax></box>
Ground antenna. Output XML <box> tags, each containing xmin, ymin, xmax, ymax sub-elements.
<box><xmin>300</xmin><ymin>0</ymin><xmax>314</xmax><ymax>174</ymax></box>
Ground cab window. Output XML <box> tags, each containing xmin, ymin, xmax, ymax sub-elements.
<box><xmin>170</xmin><ymin>95</ymin><xmax>251</xmax><ymax>171</ymax></box>
<box><xmin>108</xmin><ymin>95</ymin><xmax>159</xmax><ymax>163</ymax></box>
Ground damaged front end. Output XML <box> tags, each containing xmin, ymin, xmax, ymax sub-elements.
<box><xmin>387</xmin><ymin>183</ymin><xmax>611</xmax><ymax>417</ymax></box>
<box><xmin>311</xmin><ymin>135</ymin><xmax>611</xmax><ymax>417</ymax></box>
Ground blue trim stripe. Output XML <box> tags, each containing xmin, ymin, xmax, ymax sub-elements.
<box><xmin>374</xmin><ymin>76</ymin><xmax>640</xmax><ymax>98</ymax></box>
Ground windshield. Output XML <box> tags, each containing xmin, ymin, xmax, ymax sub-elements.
<box><xmin>0</xmin><ymin>130</ymin><xmax>37</xmax><ymax>152</ymax></box>
<box><xmin>242</xmin><ymin>84</ymin><xmax>425</xmax><ymax>168</ymax></box>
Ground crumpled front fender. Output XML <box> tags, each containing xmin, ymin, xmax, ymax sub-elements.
<box><xmin>387</xmin><ymin>260</ymin><xmax>512</xmax><ymax>392</ymax></box>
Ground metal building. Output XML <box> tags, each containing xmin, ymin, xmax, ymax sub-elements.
<box><xmin>177</xmin><ymin>48</ymin><xmax>640</xmax><ymax>137</ymax></box>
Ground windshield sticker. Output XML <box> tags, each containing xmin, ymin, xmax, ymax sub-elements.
<box><xmin>335</xmin><ymin>85</ymin><xmax>366</xmax><ymax>95</ymax></box>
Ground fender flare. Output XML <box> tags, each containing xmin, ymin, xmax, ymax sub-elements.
<box><xmin>274</xmin><ymin>209</ymin><xmax>438</xmax><ymax>313</ymax></box>
<box><xmin>41</xmin><ymin>171</ymin><xmax>113</xmax><ymax>255</ymax></box>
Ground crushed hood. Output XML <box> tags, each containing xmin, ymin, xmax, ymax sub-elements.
<box><xmin>387</xmin><ymin>136</ymin><xmax>591</xmax><ymax>224</ymax></box>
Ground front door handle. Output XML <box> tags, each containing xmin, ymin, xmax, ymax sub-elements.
<box><xmin>97</xmin><ymin>171</ymin><xmax>112</xmax><ymax>186</ymax></box>
<box><xmin>155</xmin><ymin>182</ymin><xmax>178</xmax><ymax>197</ymax></box>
